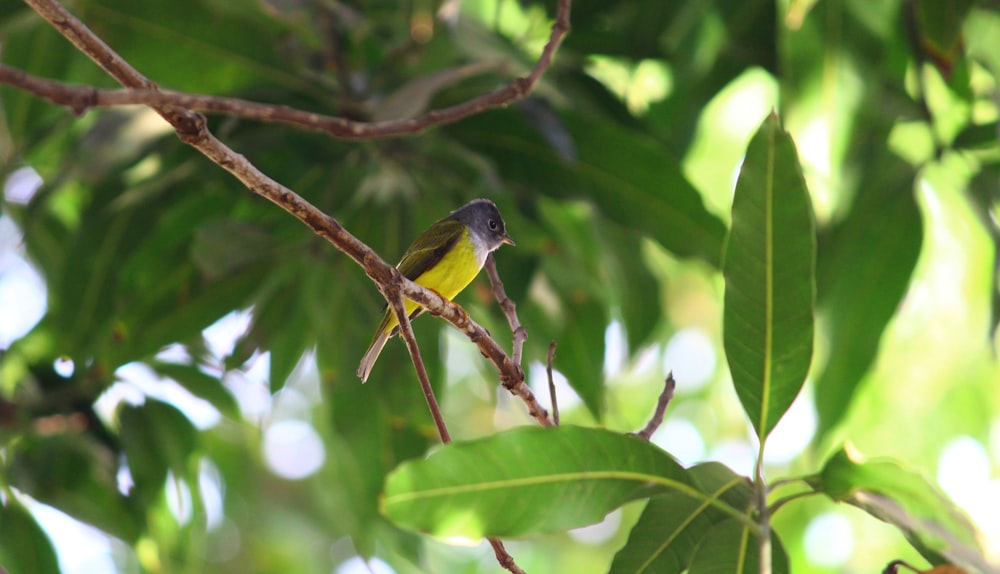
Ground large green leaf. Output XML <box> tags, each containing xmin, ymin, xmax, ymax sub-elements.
<box><xmin>0</xmin><ymin>502</ymin><xmax>60</xmax><ymax>574</ymax></box>
<box><xmin>723</xmin><ymin>113</ymin><xmax>816</xmax><ymax>440</ymax></box>
<box><xmin>813</xmin><ymin>164</ymin><xmax>922</xmax><ymax>438</ymax></box>
<box><xmin>552</xmin><ymin>298</ymin><xmax>607</xmax><ymax>421</ymax></box>
<box><xmin>447</xmin><ymin>109</ymin><xmax>728</xmax><ymax>266</ymax></box>
<box><xmin>381</xmin><ymin>426</ymin><xmax>711</xmax><ymax>538</ymax></box>
<box><xmin>605</xmin><ymin>226</ymin><xmax>662</xmax><ymax>352</ymax></box>
<box><xmin>687</xmin><ymin>518</ymin><xmax>789</xmax><ymax>574</ymax></box>
<box><xmin>608</xmin><ymin>462</ymin><xmax>754</xmax><ymax>574</ymax></box>
<box><xmin>77</xmin><ymin>0</ymin><xmax>309</xmax><ymax>95</ymax></box>
<box><xmin>816</xmin><ymin>446</ymin><xmax>994</xmax><ymax>572</ymax></box>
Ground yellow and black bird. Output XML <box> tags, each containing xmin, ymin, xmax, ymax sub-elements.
<box><xmin>357</xmin><ymin>199</ymin><xmax>515</xmax><ymax>382</ymax></box>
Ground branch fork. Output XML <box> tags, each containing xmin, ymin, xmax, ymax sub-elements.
<box><xmin>3</xmin><ymin>0</ymin><xmax>570</xmax><ymax>571</ymax></box>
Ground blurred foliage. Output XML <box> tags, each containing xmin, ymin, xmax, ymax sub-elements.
<box><xmin>0</xmin><ymin>0</ymin><xmax>999</xmax><ymax>573</ymax></box>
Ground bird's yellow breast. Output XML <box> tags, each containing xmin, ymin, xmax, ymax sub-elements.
<box><xmin>386</xmin><ymin>227</ymin><xmax>485</xmax><ymax>332</ymax></box>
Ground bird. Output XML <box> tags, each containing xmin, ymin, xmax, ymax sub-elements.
<box><xmin>357</xmin><ymin>198</ymin><xmax>515</xmax><ymax>382</ymax></box>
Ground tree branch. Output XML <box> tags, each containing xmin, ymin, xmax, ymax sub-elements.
<box><xmin>388</xmin><ymin>282</ymin><xmax>523</xmax><ymax>574</ymax></box>
<box><xmin>489</xmin><ymin>538</ymin><xmax>527</xmax><ymax>574</ymax></box>
<box><xmin>546</xmin><ymin>341</ymin><xmax>560</xmax><ymax>426</ymax></box>
<box><xmin>6</xmin><ymin>1</ymin><xmax>567</xmax><ymax>572</ymax></box>
<box><xmin>633</xmin><ymin>373</ymin><xmax>676</xmax><ymax>440</ymax></box>
<box><xmin>6</xmin><ymin>0</ymin><xmax>557</xmax><ymax>428</ymax></box>
<box><xmin>6</xmin><ymin>0</ymin><xmax>571</xmax><ymax>140</ymax></box>
<box><xmin>387</xmin><ymin>289</ymin><xmax>451</xmax><ymax>444</ymax></box>
<box><xmin>484</xmin><ymin>254</ymin><xmax>528</xmax><ymax>367</ymax></box>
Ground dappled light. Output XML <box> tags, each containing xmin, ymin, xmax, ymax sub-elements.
<box><xmin>2</xmin><ymin>0</ymin><xmax>999</xmax><ymax>572</ymax></box>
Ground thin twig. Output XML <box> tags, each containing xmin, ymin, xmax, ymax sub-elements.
<box><xmin>387</xmin><ymin>290</ymin><xmax>451</xmax><ymax>444</ymax></box>
<box><xmin>10</xmin><ymin>3</ymin><xmax>564</xmax><ymax>571</ymax></box>
<box><xmin>488</xmin><ymin>538</ymin><xmax>526</xmax><ymax>574</ymax></box>
<box><xmin>882</xmin><ymin>560</ymin><xmax>921</xmax><ymax>574</ymax></box>
<box><xmin>4</xmin><ymin>0</ymin><xmax>571</xmax><ymax>140</ymax></box>
<box><xmin>634</xmin><ymin>373</ymin><xmax>676</xmax><ymax>440</ymax></box>
<box><xmin>767</xmin><ymin>475</ymin><xmax>817</xmax><ymax>494</ymax></box>
<box><xmin>484</xmin><ymin>254</ymin><xmax>528</xmax><ymax>366</ymax></box>
<box><xmin>9</xmin><ymin>0</ymin><xmax>556</xmax><ymax>429</ymax></box>
<box><xmin>546</xmin><ymin>341</ymin><xmax>559</xmax><ymax>426</ymax></box>
<box><xmin>767</xmin><ymin>490</ymin><xmax>820</xmax><ymax>515</ymax></box>
<box><xmin>388</xmin><ymin>291</ymin><xmax>521</xmax><ymax>573</ymax></box>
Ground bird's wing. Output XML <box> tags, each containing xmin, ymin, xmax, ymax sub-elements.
<box><xmin>396</xmin><ymin>218</ymin><xmax>465</xmax><ymax>281</ymax></box>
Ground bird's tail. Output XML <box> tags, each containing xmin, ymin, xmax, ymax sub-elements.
<box><xmin>357</xmin><ymin>331</ymin><xmax>390</xmax><ymax>383</ymax></box>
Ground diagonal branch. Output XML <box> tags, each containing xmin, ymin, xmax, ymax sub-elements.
<box><xmin>484</xmin><ymin>253</ymin><xmax>528</xmax><ymax>367</ymax></box>
<box><xmin>387</xmin><ymin>284</ymin><xmax>523</xmax><ymax>574</ymax></box>
<box><xmin>633</xmin><ymin>373</ymin><xmax>676</xmax><ymax>440</ymax></box>
<box><xmin>6</xmin><ymin>0</ymin><xmax>559</xmax><ymax>430</ymax></box>
<box><xmin>7</xmin><ymin>1</ymin><xmax>566</xmax><ymax>571</ymax></box>
<box><xmin>387</xmin><ymin>287</ymin><xmax>451</xmax><ymax>443</ymax></box>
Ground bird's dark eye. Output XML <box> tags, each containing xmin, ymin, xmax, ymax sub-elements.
<box><xmin>489</xmin><ymin>219</ymin><xmax>498</xmax><ymax>230</ymax></box>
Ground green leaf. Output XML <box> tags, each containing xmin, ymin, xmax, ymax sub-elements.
<box><xmin>814</xmin><ymin>164</ymin><xmax>921</xmax><ymax>437</ymax></box>
<box><xmin>110</xmin><ymin>262</ymin><xmax>264</xmax><ymax>368</ymax></box>
<box><xmin>372</xmin><ymin>62</ymin><xmax>501</xmax><ymax>122</ymax></box>
<box><xmin>609</xmin><ymin>462</ymin><xmax>754</xmax><ymax>574</ymax></box>
<box><xmin>817</xmin><ymin>446</ymin><xmax>993</xmax><ymax>572</ymax></box>
<box><xmin>191</xmin><ymin>219</ymin><xmax>276</xmax><ymax>280</ymax></box>
<box><xmin>914</xmin><ymin>0</ymin><xmax>973</xmax><ymax>63</ymax></box>
<box><xmin>77</xmin><ymin>0</ymin><xmax>310</xmax><ymax>95</ymax></box>
<box><xmin>118</xmin><ymin>399</ymin><xmax>199</xmax><ymax>504</ymax></box>
<box><xmin>381</xmin><ymin>426</ymin><xmax>706</xmax><ymax>538</ymax></box>
<box><xmin>687</xmin><ymin>518</ymin><xmax>789</xmax><ymax>574</ymax></box>
<box><xmin>555</xmin><ymin>298</ymin><xmax>607</xmax><ymax>421</ymax></box>
<box><xmin>606</xmin><ymin>227</ymin><xmax>661</xmax><ymax>352</ymax></box>
<box><xmin>7</xmin><ymin>435</ymin><xmax>142</xmax><ymax>542</ymax></box>
<box><xmin>447</xmin><ymin>110</ymin><xmax>728</xmax><ymax>266</ymax></box>
<box><xmin>0</xmin><ymin>6</ymin><xmax>110</xmax><ymax>169</ymax></box>
<box><xmin>0</xmin><ymin>502</ymin><xmax>60</xmax><ymax>574</ymax></box>
<box><xmin>723</xmin><ymin>113</ymin><xmax>816</xmax><ymax>441</ymax></box>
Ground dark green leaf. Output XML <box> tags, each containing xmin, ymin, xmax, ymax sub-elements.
<box><xmin>687</xmin><ymin>518</ymin><xmax>789</xmax><ymax>574</ymax></box>
<box><xmin>723</xmin><ymin>113</ymin><xmax>816</xmax><ymax>440</ymax></box>
<box><xmin>382</xmin><ymin>426</ymin><xmax>710</xmax><ymax>538</ymax></box>
<box><xmin>191</xmin><ymin>219</ymin><xmax>276</xmax><ymax>280</ymax></box>
<box><xmin>448</xmin><ymin>110</ymin><xmax>727</xmax><ymax>266</ymax></box>
<box><xmin>110</xmin><ymin>263</ymin><xmax>264</xmax><ymax>368</ymax></box>
<box><xmin>553</xmin><ymin>298</ymin><xmax>607</xmax><ymax>421</ymax></box>
<box><xmin>118</xmin><ymin>399</ymin><xmax>199</xmax><ymax>504</ymax></box>
<box><xmin>0</xmin><ymin>502</ymin><xmax>60</xmax><ymax>574</ymax></box>
<box><xmin>952</xmin><ymin>122</ymin><xmax>1000</xmax><ymax>152</ymax></box>
<box><xmin>605</xmin><ymin>227</ymin><xmax>661</xmax><ymax>351</ymax></box>
<box><xmin>817</xmin><ymin>446</ymin><xmax>991</xmax><ymax>572</ymax></box>
<box><xmin>814</xmin><ymin>165</ymin><xmax>921</xmax><ymax>438</ymax></box>
<box><xmin>7</xmin><ymin>435</ymin><xmax>142</xmax><ymax>542</ymax></box>
<box><xmin>77</xmin><ymin>0</ymin><xmax>310</xmax><ymax>95</ymax></box>
<box><xmin>609</xmin><ymin>463</ymin><xmax>753</xmax><ymax>574</ymax></box>
<box><xmin>914</xmin><ymin>0</ymin><xmax>973</xmax><ymax>64</ymax></box>
<box><xmin>967</xmin><ymin>165</ymin><xmax>1000</xmax><ymax>341</ymax></box>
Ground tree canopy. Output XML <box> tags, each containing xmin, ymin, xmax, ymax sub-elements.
<box><xmin>1</xmin><ymin>1</ymin><xmax>999</xmax><ymax>573</ymax></box>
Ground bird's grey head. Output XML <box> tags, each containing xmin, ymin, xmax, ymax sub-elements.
<box><xmin>448</xmin><ymin>198</ymin><xmax>515</xmax><ymax>252</ymax></box>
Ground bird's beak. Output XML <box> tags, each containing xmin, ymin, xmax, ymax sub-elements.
<box><xmin>502</xmin><ymin>233</ymin><xmax>516</xmax><ymax>246</ymax></box>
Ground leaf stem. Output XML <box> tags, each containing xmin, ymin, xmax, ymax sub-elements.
<box><xmin>768</xmin><ymin>490</ymin><xmax>822</xmax><ymax>515</ymax></box>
